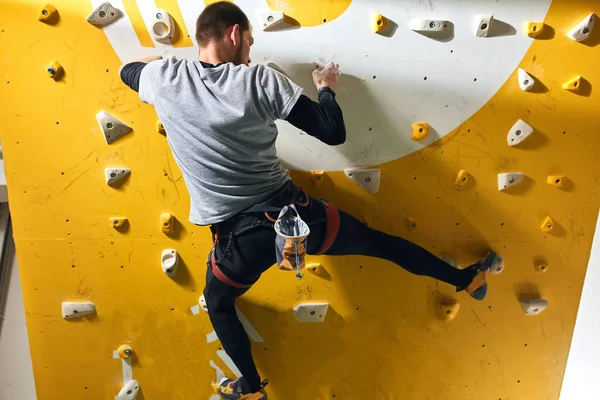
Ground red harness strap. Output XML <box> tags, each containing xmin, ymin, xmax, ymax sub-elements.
<box><xmin>315</xmin><ymin>202</ymin><xmax>340</xmax><ymax>255</ymax></box>
<box><xmin>210</xmin><ymin>250</ymin><xmax>253</xmax><ymax>289</ymax></box>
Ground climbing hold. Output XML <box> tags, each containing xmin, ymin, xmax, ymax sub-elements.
<box><xmin>311</xmin><ymin>171</ymin><xmax>325</xmax><ymax>187</ymax></box>
<box><xmin>87</xmin><ymin>2</ymin><xmax>121</xmax><ymax>27</ymax></box>
<box><xmin>105</xmin><ymin>168</ymin><xmax>131</xmax><ymax>186</ymax></box>
<box><xmin>62</xmin><ymin>302</ymin><xmax>96</xmax><ymax>319</ymax></box>
<box><xmin>372</xmin><ymin>13</ymin><xmax>389</xmax><ymax>33</ymax></box>
<box><xmin>507</xmin><ymin>119</ymin><xmax>534</xmax><ymax>147</ymax></box>
<box><xmin>409</xmin><ymin>19</ymin><xmax>449</xmax><ymax>32</ymax></box>
<box><xmin>161</xmin><ymin>249</ymin><xmax>179</xmax><ymax>276</ymax></box>
<box><xmin>199</xmin><ymin>295</ymin><xmax>208</xmax><ymax>313</ymax></box>
<box><xmin>547</xmin><ymin>175</ymin><xmax>566</xmax><ymax>188</ymax></box>
<box><xmin>526</xmin><ymin>22</ymin><xmax>545</xmax><ymax>37</ymax></box>
<box><xmin>38</xmin><ymin>4</ymin><xmax>58</xmax><ymax>23</ymax></box>
<box><xmin>475</xmin><ymin>15</ymin><xmax>493</xmax><ymax>37</ymax></box>
<box><xmin>157</xmin><ymin>121</ymin><xmax>166</xmax><ymax>135</ymax></box>
<box><xmin>96</xmin><ymin>111</ymin><xmax>132</xmax><ymax>144</ymax></box>
<box><xmin>117</xmin><ymin>344</ymin><xmax>133</xmax><ymax>359</ymax></box>
<box><xmin>535</xmin><ymin>261</ymin><xmax>548</xmax><ymax>273</ymax></box>
<box><xmin>116</xmin><ymin>380</ymin><xmax>140</xmax><ymax>400</ymax></box>
<box><xmin>256</xmin><ymin>10</ymin><xmax>285</xmax><ymax>31</ymax></box>
<box><xmin>497</xmin><ymin>172</ymin><xmax>524</xmax><ymax>191</ymax></box>
<box><xmin>520</xmin><ymin>299</ymin><xmax>548</xmax><ymax>316</ymax></box>
<box><xmin>568</xmin><ymin>13</ymin><xmax>595</xmax><ymax>42</ymax></box>
<box><xmin>46</xmin><ymin>61</ymin><xmax>63</xmax><ymax>80</ymax></box>
<box><xmin>518</xmin><ymin>69</ymin><xmax>535</xmax><ymax>92</ymax></box>
<box><xmin>455</xmin><ymin>169</ymin><xmax>469</xmax><ymax>189</ymax></box>
<box><xmin>540</xmin><ymin>216</ymin><xmax>554</xmax><ymax>232</ymax></box>
<box><xmin>110</xmin><ymin>217</ymin><xmax>128</xmax><ymax>229</ymax></box>
<box><xmin>293</xmin><ymin>303</ymin><xmax>329</xmax><ymax>323</ymax></box>
<box><xmin>151</xmin><ymin>10</ymin><xmax>174</xmax><ymax>42</ymax></box>
<box><xmin>411</xmin><ymin>122</ymin><xmax>430</xmax><ymax>141</ymax></box>
<box><xmin>436</xmin><ymin>302</ymin><xmax>460</xmax><ymax>321</ymax></box>
<box><xmin>344</xmin><ymin>169</ymin><xmax>381</xmax><ymax>193</ymax></box>
<box><xmin>160</xmin><ymin>212</ymin><xmax>175</xmax><ymax>233</ymax></box>
<box><xmin>306</xmin><ymin>263</ymin><xmax>322</xmax><ymax>274</ymax></box>
<box><xmin>562</xmin><ymin>76</ymin><xmax>582</xmax><ymax>92</ymax></box>
<box><xmin>406</xmin><ymin>217</ymin><xmax>417</xmax><ymax>230</ymax></box>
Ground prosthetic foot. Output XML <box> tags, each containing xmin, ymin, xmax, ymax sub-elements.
<box><xmin>463</xmin><ymin>251</ymin><xmax>504</xmax><ymax>301</ymax></box>
<box><xmin>214</xmin><ymin>377</ymin><xmax>268</xmax><ymax>400</ymax></box>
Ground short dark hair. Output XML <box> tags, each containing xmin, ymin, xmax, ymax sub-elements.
<box><xmin>195</xmin><ymin>2</ymin><xmax>250</xmax><ymax>47</ymax></box>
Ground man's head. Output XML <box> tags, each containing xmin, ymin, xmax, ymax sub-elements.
<box><xmin>195</xmin><ymin>2</ymin><xmax>254</xmax><ymax>66</ymax></box>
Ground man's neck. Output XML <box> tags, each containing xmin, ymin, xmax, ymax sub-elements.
<box><xmin>198</xmin><ymin>44</ymin><xmax>229</xmax><ymax>66</ymax></box>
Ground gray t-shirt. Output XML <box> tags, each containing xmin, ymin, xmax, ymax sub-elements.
<box><xmin>139</xmin><ymin>58</ymin><xmax>303</xmax><ymax>225</ymax></box>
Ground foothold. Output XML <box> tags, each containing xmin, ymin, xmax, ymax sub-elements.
<box><xmin>151</xmin><ymin>9</ymin><xmax>174</xmax><ymax>42</ymax></box>
<box><xmin>410</xmin><ymin>19</ymin><xmax>449</xmax><ymax>32</ymax></box>
<box><xmin>497</xmin><ymin>172</ymin><xmax>524</xmax><ymax>191</ymax></box>
<box><xmin>526</xmin><ymin>22</ymin><xmax>545</xmax><ymax>37</ymax></box>
<box><xmin>293</xmin><ymin>303</ymin><xmax>329</xmax><ymax>323</ymax></box>
<box><xmin>520</xmin><ymin>299</ymin><xmax>548</xmax><ymax>316</ymax></box>
<box><xmin>476</xmin><ymin>14</ymin><xmax>493</xmax><ymax>37</ymax></box>
<box><xmin>257</xmin><ymin>10</ymin><xmax>285</xmax><ymax>31</ymax></box>
<box><xmin>157</xmin><ymin>121</ymin><xmax>166</xmax><ymax>135</ymax></box>
<box><xmin>160</xmin><ymin>212</ymin><xmax>175</xmax><ymax>233</ymax></box>
<box><xmin>547</xmin><ymin>175</ymin><xmax>566</xmax><ymax>188</ymax></box>
<box><xmin>562</xmin><ymin>76</ymin><xmax>582</xmax><ymax>92</ymax></box>
<box><xmin>38</xmin><ymin>4</ymin><xmax>58</xmax><ymax>23</ymax></box>
<box><xmin>518</xmin><ymin>69</ymin><xmax>535</xmax><ymax>92</ymax></box>
<box><xmin>406</xmin><ymin>217</ymin><xmax>417</xmax><ymax>230</ymax></box>
<box><xmin>568</xmin><ymin>13</ymin><xmax>595</xmax><ymax>42</ymax></box>
<box><xmin>116</xmin><ymin>380</ymin><xmax>140</xmax><ymax>400</ymax></box>
<box><xmin>540</xmin><ymin>216</ymin><xmax>554</xmax><ymax>232</ymax></box>
<box><xmin>105</xmin><ymin>168</ymin><xmax>131</xmax><ymax>186</ymax></box>
<box><xmin>110</xmin><ymin>217</ymin><xmax>128</xmax><ymax>229</ymax></box>
<box><xmin>488</xmin><ymin>251</ymin><xmax>505</xmax><ymax>275</ymax></box>
<box><xmin>372</xmin><ymin>12</ymin><xmax>389</xmax><ymax>33</ymax></box>
<box><xmin>344</xmin><ymin>169</ymin><xmax>381</xmax><ymax>193</ymax></box>
<box><xmin>118</xmin><ymin>344</ymin><xmax>133</xmax><ymax>359</ymax></box>
<box><xmin>96</xmin><ymin>111</ymin><xmax>132</xmax><ymax>144</ymax></box>
<box><xmin>436</xmin><ymin>302</ymin><xmax>460</xmax><ymax>321</ymax></box>
<box><xmin>62</xmin><ymin>302</ymin><xmax>96</xmax><ymax>319</ymax></box>
<box><xmin>161</xmin><ymin>249</ymin><xmax>179</xmax><ymax>276</ymax></box>
<box><xmin>507</xmin><ymin>119</ymin><xmax>534</xmax><ymax>146</ymax></box>
<box><xmin>455</xmin><ymin>169</ymin><xmax>469</xmax><ymax>189</ymax></box>
<box><xmin>199</xmin><ymin>295</ymin><xmax>208</xmax><ymax>313</ymax></box>
<box><xmin>411</xmin><ymin>122</ymin><xmax>430</xmax><ymax>141</ymax></box>
<box><xmin>46</xmin><ymin>61</ymin><xmax>63</xmax><ymax>79</ymax></box>
<box><xmin>311</xmin><ymin>171</ymin><xmax>325</xmax><ymax>187</ymax></box>
<box><xmin>535</xmin><ymin>261</ymin><xmax>548</xmax><ymax>273</ymax></box>
<box><xmin>87</xmin><ymin>2</ymin><xmax>121</xmax><ymax>27</ymax></box>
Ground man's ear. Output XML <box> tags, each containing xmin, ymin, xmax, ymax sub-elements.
<box><xmin>230</xmin><ymin>24</ymin><xmax>240</xmax><ymax>46</ymax></box>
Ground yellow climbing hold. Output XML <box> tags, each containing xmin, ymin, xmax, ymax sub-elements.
<box><xmin>547</xmin><ymin>175</ymin><xmax>566</xmax><ymax>188</ymax></box>
<box><xmin>406</xmin><ymin>217</ymin><xmax>417</xmax><ymax>231</ymax></box>
<box><xmin>562</xmin><ymin>76</ymin><xmax>582</xmax><ymax>91</ymax></box>
<box><xmin>38</xmin><ymin>4</ymin><xmax>58</xmax><ymax>23</ymax></box>
<box><xmin>526</xmin><ymin>22</ymin><xmax>544</xmax><ymax>37</ymax></box>
<box><xmin>455</xmin><ymin>170</ymin><xmax>469</xmax><ymax>189</ymax></box>
<box><xmin>117</xmin><ymin>344</ymin><xmax>133</xmax><ymax>359</ymax></box>
<box><xmin>157</xmin><ymin>120</ymin><xmax>166</xmax><ymax>135</ymax></box>
<box><xmin>306</xmin><ymin>263</ymin><xmax>322</xmax><ymax>274</ymax></box>
<box><xmin>312</xmin><ymin>171</ymin><xmax>325</xmax><ymax>187</ymax></box>
<box><xmin>46</xmin><ymin>61</ymin><xmax>63</xmax><ymax>79</ymax></box>
<box><xmin>437</xmin><ymin>302</ymin><xmax>460</xmax><ymax>321</ymax></box>
<box><xmin>535</xmin><ymin>261</ymin><xmax>548</xmax><ymax>273</ymax></box>
<box><xmin>372</xmin><ymin>13</ymin><xmax>389</xmax><ymax>33</ymax></box>
<box><xmin>109</xmin><ymin>217</ymin><xmax>128</xmax><ymax>229</ymax></box>
<box><xmin>411</xmin><ymin>122</ymin><xmax>430</xmax><ymax>141</ymax></box>
<box><xmin>160</xmin><ymin>213</ymin><xmax>175</xmax><ymax>233</ymax></box>
<box><xmin>540</xmin><ymin>216</ymin><xmax>554</xmax><ymax>232</ymax></box>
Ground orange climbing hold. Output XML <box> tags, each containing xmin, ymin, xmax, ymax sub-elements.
<box><xmin>117</xmin><ymin>344</ymin><xmax>133</xmax><ymax>359</ymax></box>
<box><xmin>547</xmin><ymin>175</ymin><xmax>566</xmax><ymax>187</ymax></box>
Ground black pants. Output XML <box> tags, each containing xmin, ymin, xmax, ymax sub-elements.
<box><xmin>204</xmin><ymin>181</ymin><xmax>476</xmax><ymax>392</ymax></box>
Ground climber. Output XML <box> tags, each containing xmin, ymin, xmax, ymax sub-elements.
<box><xmin>118</xmin><ymin>2</ymin><xmax>503</xmax><ymax>399</ymax></box>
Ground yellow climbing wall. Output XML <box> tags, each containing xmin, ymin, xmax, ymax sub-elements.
<box><xmin>1</xmin><ymin>0</ymin><xmax>599</xmax><ymax>399</ymax></box>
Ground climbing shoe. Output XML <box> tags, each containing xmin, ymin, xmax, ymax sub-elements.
<box><xmin>463</xmin><ymin>251</ymin><xmax>504</xmax><ymax>301</ymax></box>
<box><xmin>215</xmin><ymin>377</ymin><xmax>268</xmax><ymax>400</ymax></box>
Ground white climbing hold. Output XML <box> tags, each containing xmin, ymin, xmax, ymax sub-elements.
<box><xmin>96</xmin><ymin>111</ymin><xmax>132</xmax><ymax>144</ymax></box>
<box><xmin>293</xmin><ymin>303</ymin><xmax>329</xmax><ymax>323</ymax></box>
<box><xmin>62</xmin><ymin>302</ymin><xmax>96</xmax><ymax>319</ymax></box>
<box><xmin>520</xmin><ymin>299</ymin><xmax>548</xmax><ymax>316</ymax></box>
<box><xmin>199</xmin><ymin>295</ymin><xmax>208</xmax><ymax>313</ymax></box>
<box><xmin>256</xmin><ymin>10</ymin><xmax>285</xmax><ymax>31</ymax></box>
<box><xmin>475</xmin><ymin>14</ymin><xmax>493</xmax><ymax>37</ymax></box>
<box><xmin>161</xmin><ymin>249</ymin><xmax>179</xmax><ymax>276</ymax></box>
<box><xmin>344</xmin><ymin>169</ymin><xmax>381</xmax><ymax>193</ymax></box>
<box><xmin>151</xmin><ymin>9</ymin><xmax>174</xmax><ymax>42</ymax></box>
<box><xmin>409</xmin><ymin>19</ymin><xmax>449</xmax><ymax>32</ymax></box>
<box><xmin>497</xmin><ymin>172</ymin><xmax>525</xmax><ymax>191</ymax></box>
<box><xmin>507</xmin><ymin>119</ymin><xmax>534</xmax><ymax>146</ymax></box>
<box><xmin>518</xmin><ymin>69</ymin><xmax>535</xmax><ymax>92</ymax></box>
<box><xmin>116</xmin><ymin>380</ymin><xmax>140</xmax><ymax>400</ymax></box>
<box><xmin>568</xmin><ymin>13</ymin><xmax>595</xmax><ymax>42</ymax></box>
<box><xmin>105</xmin><ymin>168</ymin><xmax>131</xmax><ymax>186</ymax></box>
<box><xmin>87</xmin><ymin>2</ymin><xmax>121</xmax><ymax>27</ymax></box>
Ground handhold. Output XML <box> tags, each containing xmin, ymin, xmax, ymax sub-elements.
<box><xmin>96</xmin><ymin>111</ymin><xmax>132</xmax><ymax>144</ymax></box>
<box><xmin>411</xmin><ymin>122</ymin><xmax>429</xmax><ymax>141</ymax></box>
<box><xmin>488</xmin><ymin>251</ymin><xmax>505</xmax><ymax>275</ymax></box>
<box><xmin>157</xmin><ymin>121</ymin><xmax>166</xmax><ymax>135</ymax></box>
<box><xmin>87</xmin><ymin>2</ymin><xmax>121</xmax><ymax>27</ymax></box>
<box><xmin>526</xmin><ymin>22</ymin><xmax>545</xmax><ymax>37</ymax></box>
<box><xmin>518</xmin><ymin>69</ymin><xmax>535</xmax><ymax>92</ymax></box>
<box><xmin>105</xmin><ymin>168</ymin><xmax>131</xmax><ymax>186</ymax></box>
<box><xmin>455</xmin><ymin>169</ymin><xmax>469</xmax><ymax>188</ymax></box>
<box><xmin>110</xmin><ymin>217</ymin><xmax>128</xmax><ymax>229</ymax></box>
<box><xmin>257</xmin><ymin>10</ymin><xmax>285</xmax><ymax>31</ymax></box>
<box><xmin>116</xmin><ymin>380</ymin><xmax>140</xmax><ymax>400</ymax></box>
<box><xmin>160</xmin><ymin>212</ymin><xmax>175</xmax><ymax>233</ymax></box>
<box><xmin>406</xmin><ymin>217</ymin><xmax>417</xmax><ymax>230</ymax></box>
<box><xmin>306</xmin><ymin>263</ymin><xmax>322</xmax><ymax>274</ymax></box>
<box><xmin>372</xmin><ymin>13</ymin><xmax>389</xmax><ymax>33</ymax></box>
<box><xmin>117</xmin><ymin>344</ymin><xmax>133</xmax><ymax>359</ymax></box>
<box><xmin>199</xmin><ymin>295</ymin><xmax>208</xmax><ymax>313</ymax></box>
<box><xmin>62</xmin><ymin>302</ymin><xmax>96</xmax><ymax>319</ymax></box>
<box><xmin>520</xmin><ymin>299</ymin><xmax>548</xmax><ymax>316</ymax></box>
<box><xmin>293</xmin><ymin>303</ymin><xmax>329</xmax><ymax>323</ymax></box>
<box><xmin>534</xmin><ymin>261</ymin><xmax>548</xmax><ymax>272</ymax></box>
<box><xmin>436</xmin><ymin>302</ymin><xmax>460</xmax><ymax>321</ymax></box>
<box><xmin>497</xmin><ymin>172</ymin><xmax>524</xmax><ymax>191</ymax></box>
<box><xmin>562</xmin><ymin>76</ymin><xmax>582</xmax><ymax>92</ymax></box>
<box><xmin>507</xmin><ymin>119</ymin><xmax>534</xmax><ymax>146</ymax></box>
<box><xmin>151</xmin><ymin>9</ymin><xmax>174</xmax><ymax>42</ymax></box>
<box><xmin>476</xmin><ymin>15</ymin><xmax>493</xmax><ymax>37</ymax></box>
<box><xmin>46</xmin><ymin>61</ymin><xmax>63</xmax><ymax>79</ymax></box>
<box><xmin>540</xmin><ymin>216</ymin><xmax>554</xmax><ymax>232</ymax></box>
<box><xmin>344</xmin><ymin>169</ymin><xmax>381</xmax><ymax>193</ymax></box>
<box><xmin>38</xmin><ymin>4</ymin><xmax>58</xmax><ymax>23</ymax></box>
<box><xmin>547</xmin><ymin>175</ymin><xmax>566</xmax><ymax>188</ymax></box>
<box><xmin>568</xmin><ymin>13</ymin><xmax>595</xmax><ymax>42</ymax></box>
<box><xmin>161</xmin><ymin>249</ymin><xmax>179</xmax><ymax>276</ymax></box>
<box><xmin>311</xmin><ymin>171</ymin><xmax>325</xmax><ymax>187</ymax></box>
<box><xmin>410</xmin><ymin>19</ymin><xmax>449</xmax><ymax>32</ymax></box>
